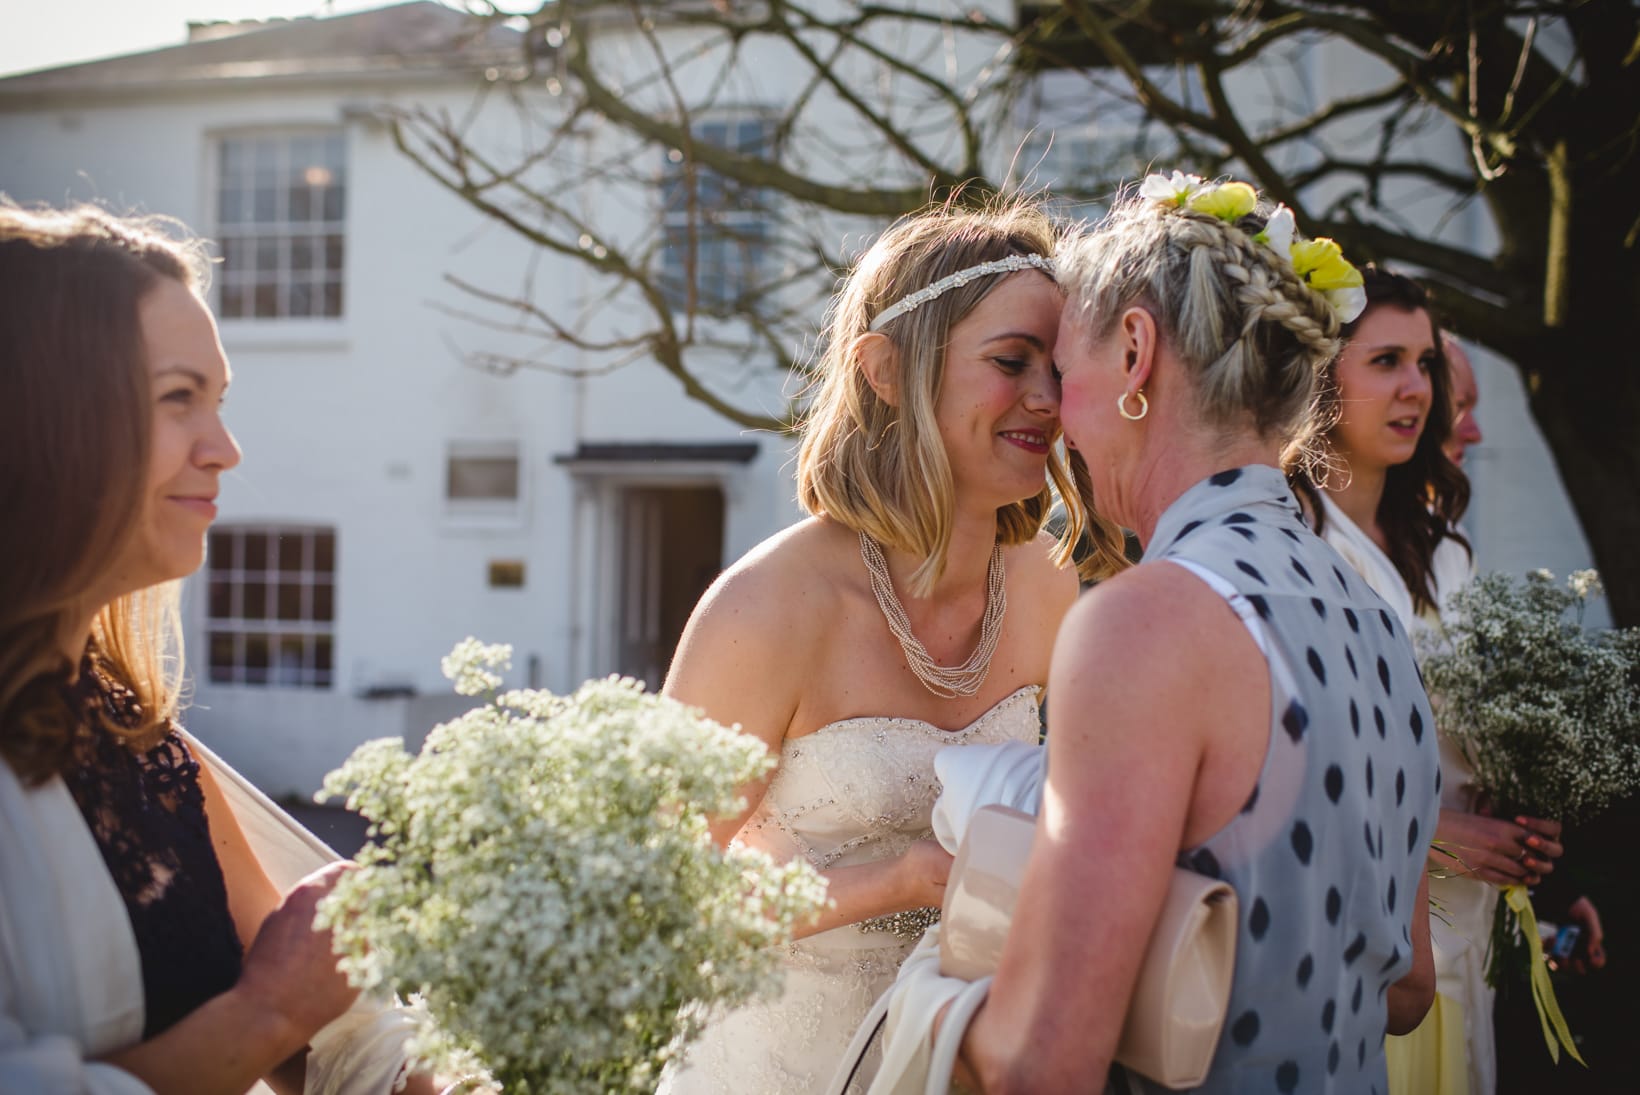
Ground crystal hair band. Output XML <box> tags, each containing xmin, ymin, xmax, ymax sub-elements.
<box><xmin>869</xmin><ymin>253</ymin><xmax>1054</xmax><ymax>332</ymax></box>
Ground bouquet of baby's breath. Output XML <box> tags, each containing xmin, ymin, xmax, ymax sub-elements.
<box><xmin>1419</xmin><ymin>569</ymin><xmax>1640</xmax><ymax>826</ymax></box>
<box><xmin>1419</xmin><ymin>570</ymin><xmax>1640</xmax><ymax>1062</ymax></box>
<box><xmin>316</xmin><ymin>639</ymin><xmax>828</xmax><ymax>1094</ymax></box>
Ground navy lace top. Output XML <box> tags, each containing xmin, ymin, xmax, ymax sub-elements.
<box><xmin>61</xmin><ymin>658</ymin><xmax>244</xmax><ymax>1039</ymax></box>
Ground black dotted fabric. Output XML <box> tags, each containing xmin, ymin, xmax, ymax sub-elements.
<box><xmin>1121</xmin><ymin>466</ymin><xmax>1440</xmax><ymax>1094</ymax></box>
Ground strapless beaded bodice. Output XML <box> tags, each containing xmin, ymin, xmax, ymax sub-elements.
<box><xmin>736</xmin><ymin>685</ymin><xmax>1043</xmax><ymax>874</ymax></box>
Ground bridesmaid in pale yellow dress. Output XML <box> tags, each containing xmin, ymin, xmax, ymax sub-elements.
<box><xmin>655</xmin><ymin>200</ymin><xmax>1125</xmax><ymax>1094</ymax></box>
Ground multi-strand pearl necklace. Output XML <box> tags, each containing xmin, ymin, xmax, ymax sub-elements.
<box><xmin>858</xmin><ymin>532</ymin><xmax>1006</xmax><ymax>699</ymax></box>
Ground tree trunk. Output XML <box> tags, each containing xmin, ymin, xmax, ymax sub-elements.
<box><xmin>1519</xmin><ymin>290</ymin><xmax>1640</xmax><ymax>627</ymax></box>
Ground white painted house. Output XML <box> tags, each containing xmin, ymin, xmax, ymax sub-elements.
<box><xmin>0</xmin><ymin>2</ymin><xmax>1600</xmax><ymax>796</ymax></box>
<box><xmin>0</xmin><ymin>2</ymin><xmax>801</xmax><ymax>794</ymax></box>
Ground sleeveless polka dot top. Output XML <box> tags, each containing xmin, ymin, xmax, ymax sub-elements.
<box><xmin>1127</xmin><ymin>465</ymin><xmax>1441</xmax><ymax>1095</ymax></box>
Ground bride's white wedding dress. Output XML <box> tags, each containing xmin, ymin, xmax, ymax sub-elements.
<box><xmin>659</xmin><ymin>686</ymin><xmax>1042</xmax><ymax>1095</ymax></box>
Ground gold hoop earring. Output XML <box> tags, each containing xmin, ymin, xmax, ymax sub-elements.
<box><xmin>1117</xmin><ymin>389</ymin><xmax>1149</xmax><ymax>421</ymax></box>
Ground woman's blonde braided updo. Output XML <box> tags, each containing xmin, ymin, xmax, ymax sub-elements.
<box><xmin>1058</xmin><ymin>187</ymin><xmax>1343</xmax><ymax>445</ymax></box>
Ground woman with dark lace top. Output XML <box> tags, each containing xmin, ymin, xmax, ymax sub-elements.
<box><xmin>0</xmin><ymin>203</ymin><xmax>438</xmax><ymax>1095</ymax></box>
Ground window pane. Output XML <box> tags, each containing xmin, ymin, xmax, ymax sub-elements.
<box><xmin>323</xmin><ymin>133</ymin><xmax>346</xmax><ymax>175</ymax></box>
<box><xmin>218</xmin><ymin>235</ymin><xmax>242</xmax><ymax>274</ymax></box>
<box><xmin>242</xmin><ymin>582</ymin><xmax>267</xmax><ymax>619</ymax></box>
<box><xmin>243</xmin><ymin>532</ymin><xmax>268</xmax><ymax>570</ymax></box>
<box><xmin>314</xmin><ymin>532</ymin><xmax>335</xmax><ymax>572</ymax></box>
<box><xmin>275</xmin><ymin>636</ymin><xmax>306</xmax><ymax>685</ymax></box>
<box><xmin>322</xmin><ymin>185</ymin><xmax>344</xmax><ymax>222</ymax></box>
<box><xmin>253</xmin><ymin>137</ymin><xmax>280</xmax><ymax>176</ymax></box>
<box><xmin>253</xmin><ymin>185</ymin><xmax>278</xmax><ymax>222</ymax></box>
<box><xmin>289</xmin><ymin>282</ymin><xmax>314</xmax><ymax>317</ymax></box>
<box><xmin>277</xmin><ymin>533</ymin><xmax>306</xmax><ymax>572</ymax></box>
<box><xmin>290</xmin><ymin>135</ymin><xmax>319</xmax><ymax>178</ymax></box>
<box><xmin>208</xmin><ymin>632</ymin><xmax>236</xmax><ymax>672</ymax></box>
<box><xmin>315</xmin><ymin>634</ymin><xmax>333</xmax><ymax>672</ymax></box>
<box><xmin>244</xmin><ymin>633</ymin><xmax>271</xmax><ymax>670</ymax></box>
<box><xmin>277</xmin><ymin>581</ymin><xmax>305</xmax><ymax>621</ymax></box>
<box><xmin>243</xmin><ymin>632</ymin><xmax>270</xmax><ymax>685</ymax></box>
<box><xmin>447</xmin><ymin>455</ymin><xmax>520</xmax><ymax>500</ymax></box>
<box><xmin>323</xmin><ymin>281</ymin><xmax>343</xmax><ymax>317</ymax></box>
<box><xmin>254</xmin><ymin>283</ymin><xmax>279</xmax><ymax>317</ymax></box>
<box><xmin>312</xmin><ymin>582</ymin><xmax>334</xmax><ymax>622</ymax></box>
<box><xmin>222</xmin><ymin>138</ymin><xmax>248</xmax><ymax>176</ymax></box>
<box><xmin>255</xmin><ymin>238</ymin><xmax>280</xmax><ymax>276</ymax></box>
<box><xmin>208</xmin><ymin>580</ymin><xmax>232</xmax><ymax>619</ymax></box>
<box><xmin>208</xmin><ymin>530</ymin><xmax>236</xmax><ymax>571</ymax></box>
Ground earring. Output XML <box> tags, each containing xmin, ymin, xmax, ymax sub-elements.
<box><xmin>1117</xmin><ymin>389</ymin><xmax>1149</xmax><ymax>421</ymax></box>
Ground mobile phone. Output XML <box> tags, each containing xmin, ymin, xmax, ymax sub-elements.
<box><xmin>1548</xmin><ymin>923</ymin><xmax>1582</xmax><ymax>963</ymax></box>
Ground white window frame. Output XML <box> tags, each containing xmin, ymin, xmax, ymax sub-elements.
<box><xmin>204</xmin><ymin>525</ymin><xmax>337</xmax><ymax>689</ymax></box>
<box><xmin>213</xmin><ymin>128</ymin><xmax>347</xmax><ymax>323</ymax></box>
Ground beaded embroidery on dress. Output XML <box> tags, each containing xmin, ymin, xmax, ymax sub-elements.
<box><xmin>658</xmin><ymin>686</ymin><xmax>1042</xmax><ymax>1095</ymax></box>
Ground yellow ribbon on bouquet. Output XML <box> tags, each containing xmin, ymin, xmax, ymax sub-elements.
<box><xmin>1502</xmin><ymin>884</ymin><xmax>1586</xmax><ymax>1066</ymax></box>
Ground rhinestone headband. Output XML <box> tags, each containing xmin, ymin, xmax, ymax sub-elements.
<box><xmin>869</xmin><ymin>253</ymin><xmax>1054</xmax><ymax>332</ymax></box>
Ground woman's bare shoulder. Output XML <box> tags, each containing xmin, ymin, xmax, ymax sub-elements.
<box><xmin>699</xmin><ymin>517</ymin><xmax>851</xmax><ymax>620</ymax></box>
<box><xmin>1005</xmin><ymin>529</ymin><xmax>1080</xmax><ymax>603</ymax></box>
<box><xmin>1058</xmin><ymin>558</ymin><xmax>1246</xmax><ymax>668</ymax></box>
<box><xmin>664</xmin><ymin>519</ymin><xmax>852</xmax><ymax>710</ymax></box>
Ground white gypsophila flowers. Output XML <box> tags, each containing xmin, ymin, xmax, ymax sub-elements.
<box><xmin>1568</xmin><ymin>568</ymin><xmax>1604</xmax><ymax>601</ymax></box>
<box><xmin>1418</xmin><ymin>569</ymin><xmax>1640</xmax><ymax>826</ymax></box>
<box><xmin>441</xmin><ymin>637</ymin><xmax>514</xmax><ymax>696</ymax></box>
<box><xmin>317</xmin><ymin>643</ymin><xmax>829</xmax><ymax>1094</ymax></box>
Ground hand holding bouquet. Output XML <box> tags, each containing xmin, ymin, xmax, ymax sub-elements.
<box><xmin>316</xmin><ymin>639</ymin><xmax>827</xmax><ymax>1093</ymax></box>
<box><xmin>1419</xmin><ymin>569</ymin><xmax>1640</xmax><ymax>1064</ymax></box>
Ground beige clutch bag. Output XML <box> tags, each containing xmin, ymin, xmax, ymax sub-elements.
<box><xmin>939</xmin><ymin>804</ymin><xmax>1238</xmax><ymax>1089</ymax></box>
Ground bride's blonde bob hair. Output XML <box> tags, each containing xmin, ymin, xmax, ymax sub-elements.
<box><xmin>797</xmin><ymin>198</ymin><xmax>1127</xmax><ymax>595</ymax></box>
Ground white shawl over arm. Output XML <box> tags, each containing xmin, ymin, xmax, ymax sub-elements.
<box><xmin>0</xmin><ymin>757</ymin><xmax>153</xmax><ymax>1094</ymax></box>
<box><xmin>1</xmin><ymin>736</ymin><xmax>416</xmax><ymax>1095</ymax></box>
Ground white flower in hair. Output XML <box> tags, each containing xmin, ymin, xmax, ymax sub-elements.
<box><xmin>1255</xmin><ymin>204</ymin><xmax>1296</xmax><ymax>259</ymax></box>
<box><xmin>1327</xmin><ymin>286</ymin><xmax>1368</xmax><ymax>324</ymax></box>
<box><xmin>1139</xmin><ymin>170</ymin><xmax>1205</xmax><ymax>206</ymax></box>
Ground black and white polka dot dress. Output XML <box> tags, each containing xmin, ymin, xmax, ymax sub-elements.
<box><xmin>1127</xmin><ymin>465</ymin><xmax>1441</xmax><ymax>1095</ymax></box>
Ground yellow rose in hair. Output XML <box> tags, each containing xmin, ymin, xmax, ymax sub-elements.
<box><xmin>1290</xmin><ymin>238</ymin><xmax>1364</xmax><ymax>292</ymax></box>
<box><xmin>1187</xmin><ymin>181</ymin><xmax>1258</xmax><ymax>223</ymax></box>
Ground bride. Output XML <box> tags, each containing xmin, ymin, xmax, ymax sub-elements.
<box><xmin>657</xmin><ymin>199</ymin><xmax>1124</xmax><ymax>1093</ymax></box>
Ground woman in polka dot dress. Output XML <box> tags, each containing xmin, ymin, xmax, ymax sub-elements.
<box><xmin>957</xmin><ymin>181</ymin><xmax>1441</xmax><ymax>1093</ymax></box>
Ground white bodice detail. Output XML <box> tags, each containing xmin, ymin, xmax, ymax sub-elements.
<box><xmin>737</xmin><ymin>686</ymin><xmax>1043</xmax><ymax>874</ymax></box>
<box><xmin>660</xmin><ymin>686</ymin><xmax>1042</xmax><ymax>1095</ymax></box>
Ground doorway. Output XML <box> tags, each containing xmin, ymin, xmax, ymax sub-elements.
<box><xmin>614</xmin><ymin>485</ymin><xmax>725</xmax><ymax>688</ymax></box>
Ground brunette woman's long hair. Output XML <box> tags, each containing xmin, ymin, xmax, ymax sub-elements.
<box><xmin>1290</xmin><ymin>266</ymin><xmax>1470</xmax><ymax>615</ymax></box>
<box><xmin>0</xmin><ymin>202</ymin><xmax>208</xmax><ymax>784</ymax></box>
